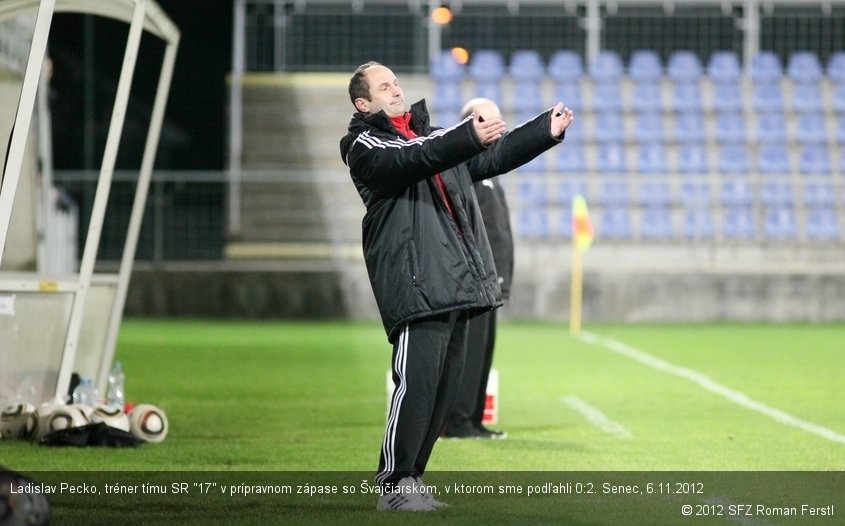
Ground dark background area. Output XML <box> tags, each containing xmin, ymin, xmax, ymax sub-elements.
<box><xmin>48</xmin><ymin>1</ymin><xmax>233</xmax><ymax>170</ymax></box>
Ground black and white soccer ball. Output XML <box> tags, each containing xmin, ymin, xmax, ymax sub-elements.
<box><xmin>90</xmin><ymin>405</ymin><xmax>130</xmax><ymax>432</ymax></box>
<box><xmin>128</xmin><ymin>404</ymin><xmax>168</xmax><ymax>443</ymax></box>
<box><xmin>0</xmin><ymin>404</ymin><xmax>37</xmax><ymax>440</ymax></box>
<box><xmin>34</xmin><ymin>402</ymin><xmax>90</xmax><ymax>441</ymax></box>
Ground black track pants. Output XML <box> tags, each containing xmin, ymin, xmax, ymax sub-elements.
<box><xmin>446</xmin><ymin>309</ymin><xmax>497</xmax><ymax>431</ymax></box>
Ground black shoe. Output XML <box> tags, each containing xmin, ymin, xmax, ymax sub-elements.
<box><xmin>475</xmin><ymin>424</ymin><xmax>507</xmax><ymax>440</ymax></box>
<box><xmin>442</xmin><ymin>423</ymin><xmax>484</xmax><ymax>439</ymax></box>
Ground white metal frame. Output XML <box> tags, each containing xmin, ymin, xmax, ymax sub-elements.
<box><xmin>0</xmin><ymin>0</ymin><xmax>180</xmax><ymax>399</ymax></box>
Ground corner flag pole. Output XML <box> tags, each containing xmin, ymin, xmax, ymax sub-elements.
<box><xmin>569</xmin><ymin>194</ymin><xmax>594</xmax><ymax>335</ymax></box>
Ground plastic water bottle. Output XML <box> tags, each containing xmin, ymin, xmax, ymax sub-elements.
<box><xmin>106</xmin><ymin>362</ymin><xmax>125</xmax><ymax>410</ymax></box>
<box><xmin>72</xmin><ymin>378</ymin><xmax>99</xmax><ymax>406</ymax></box>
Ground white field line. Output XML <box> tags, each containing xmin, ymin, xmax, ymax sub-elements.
<box><xmin>560</xmin><ymin>396</ymin><xmax>634</xmax><ymax>439</ymax></box>
<box><xmin>578</xmin><ymin>331</ymin><xmax>845</xmax><ymax>446</ymax></box>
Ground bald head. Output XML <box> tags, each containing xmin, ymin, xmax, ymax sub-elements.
<box><xmin>460</xmin><ymin>98</ymin><xmax>502</xmax><ymax>121</ymax></box>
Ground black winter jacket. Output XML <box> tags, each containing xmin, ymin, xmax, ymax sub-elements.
<box><xmin>474</xmin><ymin>176</ymin><xmax>514</xmax><ymax>299</ymax></box>
<box><xmin>340</xmin><ymin>100</ymin><xmax>562</xmax><ymax>342</ymax></box>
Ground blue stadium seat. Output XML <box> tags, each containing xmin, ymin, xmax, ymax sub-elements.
<box><xmin>555</xmin><ymin>145</ymin><xmax>587</xmax><ymax>172</ymax></box>
<box><xmin>798</xmin><ymin>145</ymin><xmax>832</xmax><ymax>176</ymax></box>
<box><xmin>755</xmin><ymin>113</ymin><xmax>787</xmax><ymax>144</ymax></box>
<box><xmin>554</xmin><ymin>83</ymin><xmax>584</xmax><ymax>112</ymax></box>
<box><xmin>434</xmin><ymin>110</ymin><xmax>460</xmax><ymax>128</ymax></box>
<box><xmin>670</xmin><ymin>82</ymin><xmax>703</xmax><ymax>112</ymax></box>
<box><xmin>840</xmin><ymin>150</ymin><xmax>845</xmax><ymax>175</ymax></box>
<box><xmin>795</xmin><ymin>113</ymin><xmax>828</xmax><ymax>145</ymax></box>
<box><xmin>548</xmin><ymin>50</ymin><xmax>583</xmax><ymax>82</ymax></box>
<box><xmin>757</xmin><ymin>144</ymin><xmax>792</xmax><ymax>175</ymax></box>
<box><xmin>473</xmin><ymin>83</ymin><xmax>503</xmax><ymax>106</ymax></box>
<box><xmin>674</xmin><ymin>113</ymin><xmax>707</xmax><ymax>144</ymax></box>
<box><xmin>468</xmin><ymin>49</ymin><xmax>506</xmax><ymax>81</ymax></box>
<box><xmin>555</xmin><ymin>180</ymin><xmax>589</xmax><ymax>205</ymax></box>
<box><xmin>787</xmin><ymin>51</ymin><xmax>823</xmax><ymax>84</ymax></box>
<box><xmin>720</xmin><ymin>180</ymin><xmax>754</xmax><ymax>206</ymax></box>
<box><xmin>599</xmin><ymin>207</ymin><xmax>633</xmax><ymax>240</ymax></box>
<box><xmin>591</xmin><ymin>82</ymin><xmax>624</xmax><ymax>112</ymax></box>
<box><xmin>596</xmin><ymin>143</ymin><xmax>628</xmax><ymax>174</ymax></box>
<box><xmin>714</xmin><ymin>113</ymin><xmax>747</xmax><ymax>144</ymax></box>
<box><xmin>635</xmin><ymin>143</ymin><xmax>669</xmax><ymax>173</ymax></box>
<box><xmin>803</xmin><ymin>182</ymin><xmax>836</xmax><ymax>207</ymax></box>
<box><xmin>711</xmin><ymin>82</ymin><xmax>744</xmax><ymax>112</ymax></box>
<box><xmin>750</xmin><ymin>51</ymin><xmax>783</xmax><ymax>83</ymax></box>
<box><xmin>805</xmin><ymin>208</ymin><xmax>840</xmax><ymax>240</ymax></box>
<box><xmin>517</xmin><ymin>209</ymin><xmax>551</xmax><ymax>238</ymax></box>
<box><xmin>682</xmin><ymin>207</ymin><xmax>715</xmax><ymax>239</ymax></box>
<box><xmin>718</xmin><ymin>145</ymin><xmax>751</xmax><ymax>174</ymax></box>
<box><xmin>764</xmin><ymin>207</ymin><xmax>798</xmax><ymax>239</ymax></box>
<box><xmin>631</xmin><ymin>82</ymin><xmax>663</xmax><ymax>112</ymax></box>
<box><xmin>751</xmin><ymin>83</ymin><xmax>784</xmax><ymax>112</ymax></box>
<box><xmin>723</xmin><ymin>207</ymin><xmax>758</xmax><ymax>239</ymax></box>
<box><xmin>431</xmin><ymin>50</ymin><xmax>465</xmax><ymax>82</ymax></box>
<box><xmin>558</xmin><ymin>114</ymin><xmax>584</xmax><ymax>144</ymax></box>
<box><xmin>511</xmin><ymin>83</ymin><xmax>546</xmax><ymax>113</ymax></box>
<box><xmin>676</xmin><ymin>144</ymin><xmax>710</xmax><ymax>174</ymax></box>
<box><xmin>667</xmin><ymin>50</ymin><xmax>702</xmax><ymax>82</ymax></box>
<box><xmin>517</xmin><ymin>155</ymin><xmax>548</xmax><ymax>174</ymax></box>
<box><xmin>706</xmin><ymin>51</ymin><xmax>741</xmax><ymax>83</ymax></box>
<box><xmin>760</xmin><ymin>182</ymin><xmax>795</xmax><ymax>207</ymax></box>
<box><xmin>588</xmin><ymin>50</ymin><xmax>624</xmax><ymax>82</ymax></box>
<box><xmin>679</xmin><ymin>181</ymin><xmax>711</xmax><ymax>206</ymax></box>
<box><xmin>628</xmin><ymin>49</ymin><xmax>662</xmax><ymax>82</ymax></box>
<box><xmin>832</xmin><ymin>84</ymin><xmax>845</xmax><ymax>113</ymax></box>
<box><xmin>638</xmin><ymin>180</ymin><xmax>672</xmax><ymax>206</ymax></box>
<box><xmin>557</xmin><ymin>208</ymin><xmax>573</xmax><ymax>238</ymax></box>
<box><xmin>828</xmin><ymin>51</ymin><xmax>845</xmax><ymax>84</ymax></box>
<box><xmin>598</xmin><ymin>181</ymin><xmax>630</xmax><ymax>206</ymax></box>
<box><xmin>517</xmin><ymin>179</ymin><xmax>548</xmax><ymax>205</ymax></box>
<box><xmin>433</xmin><ymin>82</ymin><xmax>464</xmax><ymax>112</ymax></box>
<box><xmin>632</xmin><ymin>113</ymin><xmax>666</xmax><ymax>143</ymax></box>
<box><xmin>836</xmin><ymin>115</ymin><xmax>845</xmax><ymax>143</ymax></box>
<box><xmin>593</xmin><ymin>112</ymin><xmax>626</xmax><ymax>143</ymax></box>
<box><xmin>791</xmin><ymin>83</ymin><xmax>824</xmax><ymax>113</ymax></box>
<box><xmin>509</xmin><ymin>49</ymin><xmax>546</xmax><ymax>82</ymax></box>
<box><xmin>640</xmin><ymin>207</ymin><xmax>675</xmax><ymax>239</ymax></box>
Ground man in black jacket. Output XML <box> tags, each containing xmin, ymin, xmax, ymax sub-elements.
<box><xmin>340</xmin><ymin>61</ymin><xmax>573</xmax><ymax>511</ymax></box>
<box><xmin>443</xmin><ymin>98</ymin><xmax>513</xmax><ymax>440</ymax></box>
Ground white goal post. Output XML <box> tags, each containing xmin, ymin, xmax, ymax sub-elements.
<box><xmin>0</xmin><ymin>0</ymin><xmax>179</xmax><ymax>406</ymax></box>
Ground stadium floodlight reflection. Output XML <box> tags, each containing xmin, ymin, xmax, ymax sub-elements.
<box><xmin>0</xmin><ymin>0</ymin><xmax>179</xmax><ymax>405</ymax></box>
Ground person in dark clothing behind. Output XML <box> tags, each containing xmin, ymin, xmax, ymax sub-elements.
<box><xmin>443</xmin><ymin>98</ymin><xmax>513</xmax><ymax>440</ymax></box>
<box><xmin>340</xmin><ymin>61</ymin><xmax>573</xmax><ymax>511</ymax></box>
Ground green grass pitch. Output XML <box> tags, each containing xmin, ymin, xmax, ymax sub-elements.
<box><xmin>3</xmin><ymin>320</ymin><xmax>843</xmax><ymax>524</ymax></box>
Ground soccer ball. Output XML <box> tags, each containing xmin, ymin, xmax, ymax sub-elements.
<box><xmin>0</xmin><ymin>403</ymin><xmax>37</xmax><ymax>440</ymax></box>
<box><xmin>90</xmin><ymin>405</ymin><xmax>130</xmax><ymax>432</ymax></box>
<box><xmin>128</xmin><ymin>404</ymin><xmax>168</xmax><ymax>443</ymax></box>
<box><xmin>33</xmin><ymin>403</ymin><xmax>90</xmax><ymax>441</ymax></box>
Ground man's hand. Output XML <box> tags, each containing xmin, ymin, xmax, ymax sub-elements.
<box><xmin>550</xmin><ymin>103</ymin><xmax>574</xmax><ymax>137</ymax></box>
<box><xmin>472</xmin><ymin>112</ymin><xmax>507</xmax><ymax>145</ymax></box>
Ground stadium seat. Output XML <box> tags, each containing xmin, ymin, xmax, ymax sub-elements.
<box><xmin>588</xmin><ymin>50</ymin><xmax>624</xmax><ymax>82</ymax></box>
<box><xmin>555</xmin><ymin>144</ymin><xmax>587</xmax><ymax>172</ymax></box>
<box><xmin>667</xmin><ymin>50</ymin><xmax>703</xmax><ymax>82</ymax></box>
<box><xmin>548</xmin><ymin>49</ymin><xmax>583</xmax><ymax>82</ymax></box>
<box><xmin>591</xmin><ymin>82</ymin><xmax>624</xmax><ymax>112</ymax></box>
<box><xmin>723</xmin><ymin>207</ymin><xmax>758</xmax><ymax>239</ymax></box>
<box><xmin>670</xmin><ymin>82</ymin><xmax>703</xmax><ymax>112</ymax></box>
<box><xmin>557</xmin><ymin>208</ymin><xmax>573</xmax><ymax>238</ymax></box>
<box><xmin>597</xmin><ymin>181</ymin><xmax>631</xmax><ymax>206</ymax></box>
<box><xmin>511</xmin><ymin>83</ymin><xmax>546</xmax><ymax>113</ymax></box>
<box><xmin>787</xmin><ymin>51</ymin><xmax>823</xmax><ymax>84</ymax></box>
<box><xmin>760</xmin><ymin>182</ymin><xmax>795</xmax><ymax>207</ymax></box>
<box><xmin>802</xmin><ymin>182</ymin><xmax>836</xmax><ymax>208</ymax></box>
<box><xmin>757</xmin><ymin>144</ymin><xmax>792</xmax><ymax>175</ymax></box>
<box><xmin>640</xmin><ymin>207</ymin><xmax>675</xmax><ymax>239</ymax></box>
<box><xmin>628</xmin><ymin>49</ymin><xmax>663</xmax><ymax>82</ymax></box>
<box><xmin>794</xmin><ymin>113</ymin><xmax>828</xmax><ymax>145</ymax></box>
<box><xmin>676</xmin><ymin>144</ymin><xmax>710</xmax><ymax>174</ymax></box>
<box><xmin>637</xmin><ymin>180</ymin><xmax>672</xmax><ymax>206</ymax></box>
<box><xmin>750</xmin><ymin>51</ymin><xmax>783</xmax><ymax>83</ymax></box>
<box><xmin>632</xmin><ymin>113</ymin><xmax>666</xmax><ymax>143</ymax></box>
<box><xmin>593</xmin><ymin>112</ymin><xmax>626</xmax><ymax>143</ymax></box>
<box><xmin>433</xmin><ymin>109</ymin><xmax>460</xmax><ymax>128</ymax></box>
<box><xmin>517</xmin><ymin>209</ymin><xmax>551</xmax><ymax>238</ymax></box>
<box><xmin>798</xmin><ymin>145</ymin><xmax>832</xmax><ymax>176</ymax></box>
<box><xmin>754</xmin><ymin>113</ymin><xmax>787</xmax><ymax>144</ymax></box>
<box><xmin>596</xmin><ymin>143</ymin><xmax>628</xmax><ymax>174</ymax></box>
<box><xmin>673</xmin><ymin>112</ymin><xmax>707</xmax><ymax>144</ymax></box>
<box><xmin>751</xmin><ymin>83</ymin><xmax>784</xmax><ymax>112</ymax></box>
<box><xmin>554</xmin><ymin>83</ymin><xmax>584</xmax><ymax>112</ymax></box>
<box><xmin>828</xmin><ymin>51</ymin><xmax>845</xmax><ymax>83</ymax></box>
<box><xmin>832</xmin><ymin>84</ymin><xmax>845</xmax><ymax>113</ymax></box>
<box><xmin>473</xmin><ymin>83</ymin><xmax>503</xmax><ymax>106</ymax></box>
<box><xmin>679</xmin><ymin>181</ymin><xmax>711</xmax><ymax>205</ymax></box>
<box><xmin>718</xmin><ymin>145</ymin><xmax>752</xmax><ymax>174</ymax></box>
<box><xmin>805</xmin><ymin>208</ymin><xmax>840</xmax><ymax>240</ymax></box>
<box><xmin>682</xmin><ymin>207</ymin><xmax>715</xmax><ymax>239</ymax></box>
<box><xmin>711</xmin><ymin>82</ymin><xmax>744</xmax><ymax>112</ymax></box>
<box><xmin>635</xmin><ymin>143</ymin><xmax>669</xmax><ymax>173</ymax></box>
<box><xmin>468</xmin><ymin>49</ymin><xmax>506</xmax><ymax>82</ymax></box>
<box><xmin>791</xmin><ymin>83</ymin><xmax>824</xmax><ymax>114</ymax></box>
<box><xmin>713</xmin><ymin>113</ymin><xmax>747</xmax><ymax>144</ymax></box>
<box><xmin>764</xmin><ymin>207</ymin><xmax>798</xmax><ymax>239</ymax></box>
<box><xmin>517</xmin><ymin>179</ymin><xmax>548</xmax><ymax>205</ymax></box>
<box><xmin>558</xmin><ymin>114</ymin><xmax>584</xmax><ymax>144</ymax></box>
<box><xmin>836</xmin><ymin>116</ymin><xmax>845</xmax><ymax>143</ymax></box>
<box><xmin>509</xmin><ymin>49</ymin><xmax>546</xmax><ymax>82</ymax></box>
<box><xmin>706</xmin><ymin>51</ymin><xmax>741</xmax><ymax>83</ymax></box>
<box><xmin>720</xmin><ymin>180</ymin><xmax>754</xmax><ymax>206</ymax></box>
<box><xmin>555</xmin><ymin>180</ymin><xmax>589</xmax><ymax>205</ymax></box>
<box><xmin>431</xmin><ymin>50</ymin><xmax>465</xmax><ymax>82</ymax></box>
<box><xmin>631</xmin><ymin>82</ymin><xmax>664</xmax><ymax>112</ymax></box>
<box><xmin>599</xmin><ymin>207</ymin><xmax>633</xmax><ymax>239</ymax></box>
<box><xmin>433</xmin><ymin>82</ymin><xmax>464</xmax><ymax>112</ymax></box>
<box><xmin>517</xmin><ymin>155</ymin><xmax>548</xmax><ymax>174</ymax></box>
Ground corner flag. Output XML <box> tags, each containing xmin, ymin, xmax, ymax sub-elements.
<box><xmin>570</xmin><ymin>194</ymin><xmax>593</xmax><ymax>334</ymax></box>
<box><xmin>572</xmin><ymin>194</ymin><xmax>594</xmax><ymax>252</ymax></box>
